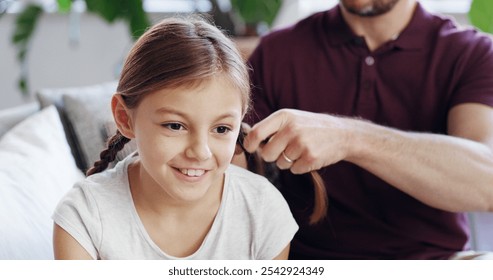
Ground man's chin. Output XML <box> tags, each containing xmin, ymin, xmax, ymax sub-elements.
<box><xmin>341</xmin><ymin>0</ymin><xmax>400</xmax><ymax>17</ymax></box>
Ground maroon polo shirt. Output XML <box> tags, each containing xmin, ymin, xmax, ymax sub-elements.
<box><xmin>247</xmin><ymin>3</ymin><xmax>493</xmax><ymax>259</ymax></box>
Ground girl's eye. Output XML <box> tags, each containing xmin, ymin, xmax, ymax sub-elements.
<box><xmin>214</xmin><ymin>126</ymin><xmax>231</xmax><ymax>134</ymax></box>
<box><xmin>163</xmin><ymin>123</ymin><xmax>184</xmax><ymax>131</ymax></box>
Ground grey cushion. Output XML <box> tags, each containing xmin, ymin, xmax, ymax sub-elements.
<box><xmin>36</xmin><ymin>81</ymin><xmax>118</xmax><ymax>171</ymax></box>
<box><xmin>62</xmin><ymin>87</ymin><xmax>115</xmax><ymax>171</ymax></box>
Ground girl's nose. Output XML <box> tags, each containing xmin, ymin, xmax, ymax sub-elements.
<box><xmin>185</xmin><ymin>135</ymin><xmax>212</xmax><ymax>161</ymax></box>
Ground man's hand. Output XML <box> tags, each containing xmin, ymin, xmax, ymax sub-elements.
<box><xmin>244</xmin><ymin>109</ymin><xmax>353</xmax><ymax>174</ymax></box>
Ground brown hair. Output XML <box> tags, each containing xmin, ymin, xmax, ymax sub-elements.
<box><xmin>86</xmin><ymin>16</ymin><xmax>250</xmax><ymax>176</ymax></box>
<box><xmin>237</xmin><ymin>131</ymin><xmax>328</xmax><ymax>225</ymax></box>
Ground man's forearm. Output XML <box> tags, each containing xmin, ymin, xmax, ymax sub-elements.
<box><xmin>345</xmin><ymin>119</ymin><xmax>493</xmax><ymax>212</ymax></box>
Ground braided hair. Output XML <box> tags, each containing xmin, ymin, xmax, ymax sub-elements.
<box><xmin>236</xmin><ymin>128</ymin><xmax>328</xmax><ymax>225</ymax></box>
<box><xmin>86</xmin><ymin>131</ymin><xmax>130</xmax><ymax>176</ymax></box>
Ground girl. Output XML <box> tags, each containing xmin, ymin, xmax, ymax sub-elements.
<box><xmin>52</xmin><ymin>17</ymin><xmax>298</xmax><ymax>260</ymax></box>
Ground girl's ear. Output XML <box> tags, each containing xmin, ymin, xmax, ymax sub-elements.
<box><xmin>111</xmin><ymin>94</ymin><xmax>135</xmax><ymax>139</ymax></box>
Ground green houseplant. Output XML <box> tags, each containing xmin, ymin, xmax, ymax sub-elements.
<box><xmin>11</xmin><ymin>0</ymin><xmax>150</xmax><ymax>95</ymax></box>
<box><xmin>229</xmin><ymin>0</ymin><xmax>282</xmax><ymax>35</ymax></box>
<box><xmin>468</xmin><ymin>0</ymin><xmax>493</xmax><ymax>34</ymax></box>
<box><xmin>7</xmin><ymin>0</ymin><xmax>281</xmax><ymax>96</ymax></box>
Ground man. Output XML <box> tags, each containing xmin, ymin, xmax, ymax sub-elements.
<box><xmin>243</xmin><ymin>0</ymin><xmax>493</xmax><ymax>259</ymax></box>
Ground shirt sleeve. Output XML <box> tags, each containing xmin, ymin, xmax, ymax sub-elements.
<box><xmin>52</xmin><ymin>182</ymin><xmax>102</xmax><ymax>259</ymax></box>
<box><xmin>254</xmin><ymin>177</ymin><xmax>299</xmax><ymax>260</ymax></box>
<box><xmin>450</xmin><ymin>31</ymin><xmax>493</xmax><ymax>108</ymax></box>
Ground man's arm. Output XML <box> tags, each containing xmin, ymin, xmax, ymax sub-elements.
<box><xmin>244</xmin><ymin>103</ymin><xmax>493</xmax><ymax>212</ymax></box>
<box><xmin>345</xmin><ymin>102</ymin><xmax>493</xmax><ymax>212</ymax></box>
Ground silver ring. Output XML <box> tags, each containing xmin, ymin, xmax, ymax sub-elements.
<box><xmin>282</xmin><ymin>151</ymin><xmax>294</xmax><ymax>163</ymax></box>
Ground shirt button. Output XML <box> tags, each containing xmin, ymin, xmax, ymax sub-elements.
<box><xmin>365</xmin><ymin>56</ymin><xmax>375</xmax><ymax>66</ymax></box>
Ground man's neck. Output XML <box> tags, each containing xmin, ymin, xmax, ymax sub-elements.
<box><xmin>340</xmin><ymin>0</ymin><xmax>417</xmax><ymax>51</ymax></box>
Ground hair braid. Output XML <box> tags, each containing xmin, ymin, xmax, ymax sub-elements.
<box><xmin>308</xmin><ymin>171</ymin><xmax>328</xmax><ymax>225</ymax></box>
<box><xmin>86</xmin><ymin>130</ymin><xmax>131</xmax><ymax>176</ymax></box>
<box><xmin>236</xmin><ymin>126</ymin><xmax>328</xmax><ymax>225</ymax></box>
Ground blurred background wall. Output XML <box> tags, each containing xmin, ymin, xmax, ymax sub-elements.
<box><xmin>0</xmin><ymin>0</ymin><xmax>474</xmax><ymax>110</ymax></box>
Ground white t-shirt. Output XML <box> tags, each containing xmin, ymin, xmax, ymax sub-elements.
<box><xmin>53</xmin><ymin>154</ymin><xmax>298</xmax><ymax>260</ymax></box>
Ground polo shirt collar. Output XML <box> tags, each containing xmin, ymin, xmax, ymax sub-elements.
<box><xmin>326</xmin><ymin>2</ymin><xmax>430</xmax><ymax>51</ymax></box>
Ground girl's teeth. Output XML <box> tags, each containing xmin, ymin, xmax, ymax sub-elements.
<box><xmin>180</xmin><ymin>169</ymin><xmax>205</xmax><ymax>177</ymax></box>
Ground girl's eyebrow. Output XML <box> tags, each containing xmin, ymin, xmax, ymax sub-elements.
<box><xmin>154</xmin><ymin>107</ymin><xmax>241</xmax><ymax>122</ymax></box>
<box><xmin>154</xmin><ymin>107</ymin><xmax>186</xmax><ymax>117</ymax></box>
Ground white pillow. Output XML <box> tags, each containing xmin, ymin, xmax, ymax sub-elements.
<box><xmin>0</xmin><ymin>106</ymin><xmax>85</xmax><ymax>260</ymax></box>
<box><xmin>0</xmin><ymin>103</ymin><xmax>39</xmax><ymax>138</ymax></box>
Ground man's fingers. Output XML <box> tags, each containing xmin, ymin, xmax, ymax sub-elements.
<box><xmin>244</xmin><ymin>111</ymin><xmax>287</xmax><ymax>152</ymax></box>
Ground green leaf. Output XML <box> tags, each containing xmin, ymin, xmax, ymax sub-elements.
<box><xmin>18</xmin><ymin>77</ymin><xmax>28</xmax><ymax>97</ymax></box>
<box><xmin>12</xmin><ymin>4</ymin><xmax>43</xmax><ymax>45</ymax></box>
<box><xmin>230</xmin><ymin>0</ymin><xmax>282</xmax><ymax>26</ymax></box>
<box><xmin>469</xmin><ymin>0</ymin><xmax>493</xmax><ymax>34</ymax></box>
<box><xmin>11</xmin><ymin>4</ymin><xmax>43</xmax><ymax>95</ymax></box>
<box><xmin>124</xmin><ymin>0</ymin><xmax>150</xmax><ymax>39</ymax></box>
<box><xmin>85</xmin><ymin>0</ymin><xmax>120</xmax><ymax>23</ymax></box>
<box><xmin>57</xmin><ymin>0</ymin><xmax>72</xmax><ymax>13</ymax></box>
<box><xmin>84</xmin><ymin>0</ymin><xmax>150</xmax><ymax>40</ymax></box>
<box><xmin>17</xmin><ymin>48</ymin><xmax>27</xmax><ymax>61</ymax></box>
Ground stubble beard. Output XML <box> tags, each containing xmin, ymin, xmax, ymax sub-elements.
<box><xmin>341</xmin><ymin>0</ymin><xmax>400</xmax><ymax>17</ymax></box>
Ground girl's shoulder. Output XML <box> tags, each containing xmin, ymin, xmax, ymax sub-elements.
<box><xmin>225</xmin><ymin>164</ymin><xmax>282</xmax><ymax>198</ymax></box>
<box><xmin>68</xmin><ymin>153</ymin><xmax>136</xmax><ymax>204</ymax></box>
<box><xmin>227</xmin><ymin>164</ymin><xmax>271</xmax><ymax>184</ymax></box>
<box><xmin>84</xmin><ymin>153</ymin><xmax>137</xmax><ymax>187</ymax></box>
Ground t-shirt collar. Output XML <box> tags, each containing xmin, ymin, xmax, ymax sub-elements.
<box><xmin>327</xmin><ymin>2</ymin><xmax>428</xmax><ymax>51</ymax></box>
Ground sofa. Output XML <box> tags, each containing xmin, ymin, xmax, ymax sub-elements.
<box><xmin>1</xmin><ymin>81</ymin><xmax>492</xmax><ymax>259</ymax></box>
<box><xmin>0</xmin><ymin>81</ymin><xmax>135</xmax><ymax>260</ymax></box>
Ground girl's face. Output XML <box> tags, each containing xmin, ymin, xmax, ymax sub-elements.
<box><xmin>128</xmin><ymin>75</ymin><xmax>243</xmax><ymax>204</ymax></box>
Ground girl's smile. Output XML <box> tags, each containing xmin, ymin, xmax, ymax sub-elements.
<box><xmin>173</xmin><ymin>167</ymin><xmax>209</xmax><ymax>183</ymax></box>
